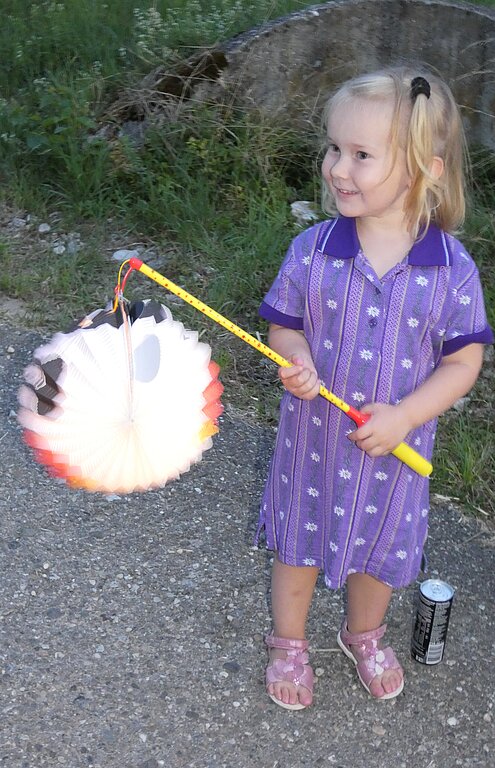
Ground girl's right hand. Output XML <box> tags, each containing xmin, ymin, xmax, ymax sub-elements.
<box><xmin>279</xmin><ymin>355</ymin><xmax>320</xmax><ymax>400</ymax></box>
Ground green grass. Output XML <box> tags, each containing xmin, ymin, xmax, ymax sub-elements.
<box><xmin>1</xmin><ymin>0</ymin><xmax>494</xmax><ymax>519</ymax></box>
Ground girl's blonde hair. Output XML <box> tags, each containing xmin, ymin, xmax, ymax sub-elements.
<box><xmin>322</xmin><ymin>65</ymin><xmax>468</xmax><ymax>239</ymax></box>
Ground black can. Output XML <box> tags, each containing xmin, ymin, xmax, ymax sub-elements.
<box><xmin>411</xmin><ymin>579</ymin><xmax>455</xmax><ymax>664</ymax></box>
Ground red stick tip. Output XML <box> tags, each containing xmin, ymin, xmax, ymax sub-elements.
<box><xmin>129</xmin><ymin>256</ymin><xmax>143</xmax><ymax>270</ymax></box>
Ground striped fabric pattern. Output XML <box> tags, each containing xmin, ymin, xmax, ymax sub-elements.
<box><xmin>257</xmin><ymin>217</ymin><xmax>493</xmax><ymax>588</ymax></box>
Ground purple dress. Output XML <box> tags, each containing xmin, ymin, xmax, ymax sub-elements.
<box><xmin>257</xmin><ymin>217</ymin><xmax>493</xmax><ymax>588</ymax></box>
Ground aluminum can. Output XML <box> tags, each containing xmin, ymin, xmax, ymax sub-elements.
<box><xmin>411</xmin><ymin>579</ymin><xmax>455</xmax><ymax>664</ymax></box>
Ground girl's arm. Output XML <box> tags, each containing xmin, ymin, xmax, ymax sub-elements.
<box><xmin>349</xmin><ymin>343</ymin><xmax>484</xmax><ymax>457</ymax></box>
<box><xmin>269</xmin><ymin>324</ymin><xmax>321</xmax><ymax>400</ymax></box>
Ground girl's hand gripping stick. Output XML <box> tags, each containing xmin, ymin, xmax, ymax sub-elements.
<box><xmin>127</xmin><ymin>257</ymin><xmax>433</xmax><ymax>477</ymax></box>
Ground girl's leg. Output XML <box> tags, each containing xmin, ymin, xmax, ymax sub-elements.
<box><xmin>268</xmin><ymin>556</ymin><xmax>319</xmax><ymax>707</ymax></box>
<box><xmin>346</xmin><ymin>572</ymin><xmax>403</xmax><ymax>697</ymax></box>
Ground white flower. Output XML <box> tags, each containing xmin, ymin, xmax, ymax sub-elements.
<box><xmin>367</xmin><ymin>305</ymin><xmax>380</xmax><ymax>317</ymax></box>
<box><xmin>339</xmin><ymin>468</ymin><xmax>352</xmax><ymax>480</ymax></box>
<box><xmin>405</xmin><ymin>512</ymin><xmax>412</xmax><ymax>522</ymax></box>
<box><xmin>360</xmin><ymin>349</ymin><xmax>373</xmax><ymax>361</ymax></box>
<box><xmin>352</xmin><ymin>391</ymin><xmax>365</xmax><ymax>403</ymax></box>
<box><xmin>305</xmin><ymin>522</ymin><xmax>318</xmax><ymax>532</ymax></box>
<box><xmin>327</xmin><ymin>298</ymin><xmax>337</xmax><ymax>310</ymax></box>
<box><xmin>281</xmin><ymin>474</ymin><xmax>288</xmax><ymax>484</ymax></box>
<box><xmin>312</xmin><ymin>416</ymin><xmax>322</xmax><ymax>427</ymax></box>
<box><xmin>367</xmin><ymin>273</ymin><xmax>375</xmax><ymax>282</ymax></box>
<box><xmin>332</xmin><ymin>259</ymin><xmax>344</xmax><ymax>268</ymax></box>
<box><xmin>365</xmin><ymin>504</ymin><xmax>377</xmax><ymax>514</ymax></box>
<box><xmin>323</xmin><ymin>339</ymin><xmax>333</xmax><ymax>350</ymax></box>
<box><xmin>458</xmin><ymin>294</ymin><xmax>471</xmax><ymax>305</ymax></box>
<box><xmin>374</xmin><ymin>471</ymin><xmax>388</xmax><ymax>481</ymax></box>
<box><xmin>307</xmin><ymin>487</ymin><xmax>319</xmax><ymax>497</ymax></box>
<box><xmin>310</xmin><ymin>452</ymin><xmax>320</xmax><ymax>462</ymax></box>
<box><xmin>414</xmin><ymin>437</ymin><xmax>422</xmax><ymax>446</ymax></box>
<box><xmin>416</xmin><ymin>275</ymin><xmax>428</xmax><ymax>287</ymax></box>
<box><xmin>333</xmin><ymin>505</ymin><xmax>345</xmax><ymax>516</ymax></box>
<box><xmin>287</xmin><ymin>401</ymin><xmax>294</xmax><ymax>412</ymax></box>
<box><xmin>303</xmin><ymin>557</ymin><xmax>316</xmax><ymax>566</ymax></box>
<box><xmin>279</xmin><ymin>510</ymin><xmax>284</xmax><ymax>519</ymax></box>
<box><xmin>285</xmin><ymin>438</ymin><xmax>292</xmax><ymax>448</ymax></box>
<box><xmin>355</xmin><ymin>537</ymin><xmax>366</xmax><ymax>546</ymax></box>
<box><xmin>421</xmin><ymin>508</ymin><xmax>428</xmax><ymax>518</ymax></box>
<box><xmin>302</xmin><ymin>255</ymin><xmax>311</xmax><ymax>265</ymax></box>
<box><xmin>329</xmin><ymin>541</ymin><xmax>338</xmax><ymax>552</ymax></box>
<box><xmin>407</xmin><ymin>317</ymin><xmax>419</xmax><ymax>328</ymax></box>
<box><xmin>401</xmin><ymin>358</ymin><xmax>413</xmax><ymax>369</ymax></box>
<box><xmin>396</xmin><ymin>550</ymin><xmax>407</xmax><ymax>560</ymax></box>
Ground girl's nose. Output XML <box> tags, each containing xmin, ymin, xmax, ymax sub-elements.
<box><xmin>330</xmin><ymin>154</ymin><xmax>349</xmax><ymax>179</ymax></box>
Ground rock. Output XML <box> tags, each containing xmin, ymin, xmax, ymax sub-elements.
<box><xmin>112</xmin><ymin>248</ymin><xmax>140</xmax><ymax>261</ymax></box>
<box><xmin>38</xmin><ymin>223</ymin><xmax>51</xmax><ymax>234</ymax></box>
<box><xmin>290</xmin><ymin>200</ymin><xmax>320</xmax><ymax>226</ymax></box>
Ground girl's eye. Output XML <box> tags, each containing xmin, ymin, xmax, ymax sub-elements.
<box><xmin>326</xmin><ymin>143</ymin><xmax>339</xmax><ymax>153</ymax></box>
<box><xmin>356</xmin><ymin>151</ymin><xmax>369</xmax><ymax>160</ymax></box>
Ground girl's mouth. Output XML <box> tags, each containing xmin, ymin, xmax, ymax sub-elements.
<box><xmin>334</xmin><ymin>186</ymin><xmax>358</xmax><ymax>196</ymax></box>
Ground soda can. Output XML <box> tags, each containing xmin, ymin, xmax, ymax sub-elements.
<box><xmin>411</xmin><ymin>579</ymin><xmax>455</xmax><ymax>665</ymax></box>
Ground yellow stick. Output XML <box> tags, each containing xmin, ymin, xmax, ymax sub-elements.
<box><xmin>129</xmin><ymin>258</ymin><xmax>433</xmax><ymax>477</ymax></box>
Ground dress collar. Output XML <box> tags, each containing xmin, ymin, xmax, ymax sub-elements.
<box><xmin>318</xmin><ymin>216</ymin><xmax>452</xmax><ymax>266</ymax></box>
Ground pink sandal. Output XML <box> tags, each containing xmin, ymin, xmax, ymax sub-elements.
<box><xmin>337</xmin><ymin>620</ymin><xmax>404</xmax><ymax>700</ymax></box>
<box><xmin>265</xmin><ymin>634</ymin><xmax>314</xmax><ymax>710</ymax></box>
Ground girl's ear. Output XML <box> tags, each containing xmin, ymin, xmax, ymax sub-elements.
<box><xmin>431</xmin><ymin>156</ymin><xmax>444</xmax><ymax>180</ymax></box>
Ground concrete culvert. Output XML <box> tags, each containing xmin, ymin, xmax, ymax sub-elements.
<box><xmin>215</xmin><ymin>0</ymin><xmax>495</xmax><ymax>149</ymax></box>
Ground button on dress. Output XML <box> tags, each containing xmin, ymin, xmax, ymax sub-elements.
<box><xmin>257</xmin><ymin>217</ymin><xmax>493</xmax><ymax>588</ymax></box>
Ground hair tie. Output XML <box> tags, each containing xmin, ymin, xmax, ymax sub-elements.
<box><xmin>411</xmin><ymin>76</ymin><xmax>431</xmax><ymax>101</ymax></box>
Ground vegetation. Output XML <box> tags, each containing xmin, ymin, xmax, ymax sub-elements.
<box><xmin>0</xmin><ymin>1</ymin><xmax>494</xmax><ymax>517</ymax></box>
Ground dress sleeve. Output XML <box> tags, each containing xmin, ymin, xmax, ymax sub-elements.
<box><xmin>259</xmin><ymin>226</ymin><xmax>317</xmax><ymax>330</ymax></box>
<box><xmin>441</xmin><ymin>242</ymin><xmax>494</xmax><ymax>356</ymax></box>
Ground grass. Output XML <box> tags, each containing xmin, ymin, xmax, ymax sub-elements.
<box><xmin>0</xmin><ymin>1</ymin><xmax>494</xmax><ymax>519</ymax></box>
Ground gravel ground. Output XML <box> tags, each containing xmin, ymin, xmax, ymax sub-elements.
<box><xmin>1</xmin><ymin>321</ymin><xmax>494</xmax><ymax>768</ymax></box>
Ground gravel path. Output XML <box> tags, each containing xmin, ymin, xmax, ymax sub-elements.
<box><xmin>1</xmin><ymin>322</ymin><xmax>494</xmax><ymax>768</ymax></box>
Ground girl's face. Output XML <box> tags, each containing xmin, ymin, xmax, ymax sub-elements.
<box><xmin>322</xmin><ymin>97</ymin><xmax>411</xmax><ymax>224</ymax></box>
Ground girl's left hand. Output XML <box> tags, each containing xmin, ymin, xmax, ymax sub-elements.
<box><xmin>347</xmin><ymin>402</ymin><xmax>412</xmax><ymax>457</ymax></box>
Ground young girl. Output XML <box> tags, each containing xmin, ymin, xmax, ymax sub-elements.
<box><xmin>256</xmin><ymin>66</ymin><xmax>493</xmax><ymax>710</ymax></box>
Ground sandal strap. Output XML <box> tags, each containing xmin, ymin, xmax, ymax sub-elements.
<box><xmin>340</xmin><ymin>621</ymin><xmax>387</xmax><ymax>645</ymax></box>
<box><xmin>264</xmin><ymin>633</ymin><xmax>309</xmax><ymax>651</ymax></box>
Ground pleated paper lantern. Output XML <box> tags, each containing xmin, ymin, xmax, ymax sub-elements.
<box><xmin>18</xmin><ymin>299</ymin><xmax>223</xmax><ymax>493</ymax></box>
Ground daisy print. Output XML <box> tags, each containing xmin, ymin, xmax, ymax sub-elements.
<box><xmin>401</xmin><ymin>358</ymin><xmax>413</xmax><ymax>369</ymax></box>
<box><xmin>360</xmin><ymin>349</ymin><xmax>373</xmax><ymax>361</ymax></box>
<box><xmin>312</xmin><ymin>416</ymin><xmax>322</xmax><ymax>427</ymax></box>
<box><xmin>305</xmin><ymin>522</ymin><xmax>318</xmax><ymax>532</ymax></box>
<box><xmin>332</xmin><ymin>259</ymin><xmax>344</xmax><ymax>268</ymax></box>
<box><xmin>307</xmin><ymin>487</ymin><xmax>319</xmax><ymax>498</ymax></box>
<box><xmin>339</xmin><ymin>468</ymin><xmax>352</xmax><ymax>480</ymax></box>
<box><xmin>352</xmin><ymin>391</ymin><xmax>365</xmax><ymax>403</ymax></box>
<box><xmin>374</xmin><ymin>471</ymin><xmax>388</xmax><ymax>481</ymax></box>
<box><xmin>327</xmin><ymin>298</ymin><xmax>338</xmax><ymax>310</ymax></box>
<box><xmin>310</xmin><ymin>452</ymin><xmax>320</xmax><ymax>462</ymax></box>
<box><xmin>367</xmin><ymin>305</ymin><xmax>380</xmax><ymax>317</ymax></box>
<box><xmin>323</xmin><ymin>339</ymin><xmax>333</xmax><ymax>350</ymax></box>
<box><xmin>416</xmin><ymin>275</ymin><xmax>428</xmax><ymax>287</ymax></box>
<box><xmin>334</xmin><ymin>506</ymin><xmax>345</xmax><ymax>517</ymax></box>
<box><xmin>407</xmin><ymin>317</ymin><xmax>419</xmax><ymax>328</ymax></box>
<box><xmin>458</xmin><ymin>294</ymin><xmax>471</xmax><ymax>305</ymax></box>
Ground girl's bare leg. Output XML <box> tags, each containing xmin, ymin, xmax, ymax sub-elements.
<box><xmin>268</xmin><ymin>556</ymin><xmax>319</xmax><ymax>707</ymax></box>
<box><xmin>346</xmin><ymin>572</ymin><xmax>403</xmax><ymax>697</ymax></box>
